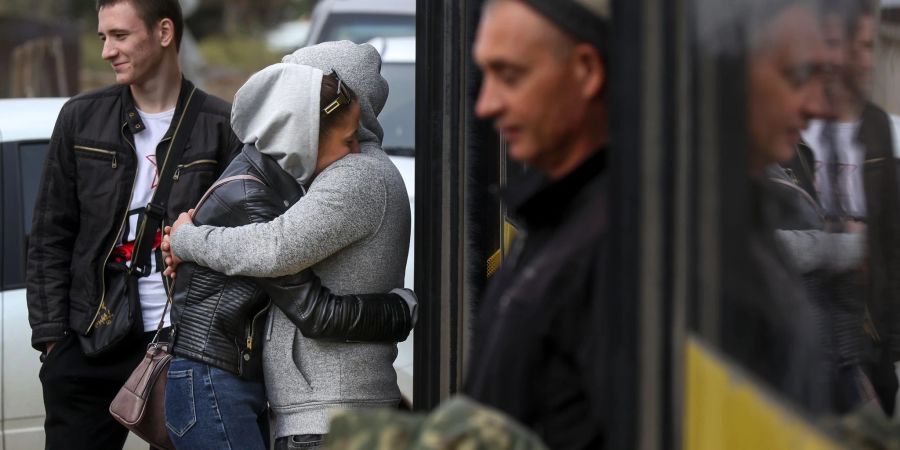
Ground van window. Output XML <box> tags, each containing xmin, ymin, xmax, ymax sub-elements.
<box><xmin>19</xmin><ymin>143</ymin><xmax>48</xmax><ymax>236</ymax></box>
<box><xmin>2</xmin><ymin>141</ymin><xmax>48</xmax><ymax>289</ymax></box>
<box><xmin>380</xmin><ymin>62</ymin><xmax>415</xmax><ymax>156</ymax></box>
<box><xmin>318</xmin><ymin>14</ymin><xmax>415</xmax><ymax>44</ymax></box>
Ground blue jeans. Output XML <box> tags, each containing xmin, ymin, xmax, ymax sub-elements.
<box><xmin>165</xmin><ymin>357</ymin><xmax>269</xmax><ymax>450</ymax></box>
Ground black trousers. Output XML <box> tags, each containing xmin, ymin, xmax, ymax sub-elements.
<box><xmin>40</xmin><ymin>329</ymin><xmax>165</xmax><ymax>450</ymax></box>
<box><xmin>868</xmin><ymin>349</ymin><xmax>899</xmax><ymax>417</ymax></box>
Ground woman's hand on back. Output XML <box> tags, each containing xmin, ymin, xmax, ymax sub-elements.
<box><xmin>162</xmin><ymin>210</ymin><xmax>194</xmax><ymax>278</ymax></box>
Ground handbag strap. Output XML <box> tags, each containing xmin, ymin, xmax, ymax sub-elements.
<box><xmin>149</xmin><ymin>174</ymin><xmax>266</xmax><ymax>346</ymax></box>
<box><xmin>193</xmin><ymin>174</ymin><xmax>266</xmax><ymax>212</ymax></box>
<box><xmin>131</xmin><ymin>87</ymin><xmax>208</xmax><ymax>277</ymax></box>
<box><xmin>150</xmin><ymin>296</ymin><xmax>171</xmax><ymax>345</ymax></box>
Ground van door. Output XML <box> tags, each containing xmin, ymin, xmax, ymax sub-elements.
<box><xmin>0</xmin><ymin>140</ymin><xmax>49</xmax><ymax>449</ymax></box>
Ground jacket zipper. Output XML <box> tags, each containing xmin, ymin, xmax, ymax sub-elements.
<box><xmin>89</xmin><ymin>87</ymin><xmax>195</xmax><ymax>333</ymax></box>
<box><xmin>85</xmin><ymin>123</ymin><xmax>140</xmax><ymax>333</ymax></box>
<box><xmin>74</xmin><ymin>145</ymin><xmax>118</xmax><ymax>169</ymax></box>
<box><xmin>173</xmin><ymin>159</ymin><xmax>217</xmax><ymax>180</ymax></box>
<box><xmin>245</xmin><ymin>302</ymin><xmax>271</xmax><ymax>352</ymax></box>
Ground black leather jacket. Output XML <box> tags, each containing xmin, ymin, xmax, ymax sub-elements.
<box><xmin>27</xmin><ymin>79</ymin><xmax>242</xmax><ymax>350</ymax></box>
<box><xmin>171</xmin><ymin>145</ymin><xmax>413</xmax><ymax>380</ymax></box>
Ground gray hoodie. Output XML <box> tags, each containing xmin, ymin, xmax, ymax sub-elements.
<box><xmin>231</xmin><ymin>62</ymin><xmax>323</xmax><ymax>185</ymax></box>
<box><xmin>170</xmin><ymin>42</ymin><xmax>411</xmax><ymax>437</ymax></box>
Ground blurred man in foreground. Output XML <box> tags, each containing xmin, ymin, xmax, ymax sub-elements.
<box><xmin>464</xmin><ymin>0</ymin><xmax>610</xmax><ymax>448</ymax></box>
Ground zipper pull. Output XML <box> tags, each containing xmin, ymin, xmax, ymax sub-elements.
<box><xmin>246</xmin><ymin>336</ymin><xmax>253</xmax><ymax>351</ymax></box>
<box><xmin>173</xmin><ymin>165</ymin><xmax>182</xmax><ymax>180</ymax></box>
<box><xmin>111</xmin><ymin>154</ymin><xmax>117</xmax><ymax>169</ymax></box>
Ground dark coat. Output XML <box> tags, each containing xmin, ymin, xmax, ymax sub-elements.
<box><xmin>775</xmin><ymin>143</ymin><xmax>868</xmax><ymax>375</ymax></box>
<box><xmin>464</xmin><ymin>151</ymin><xmax>608</xmax><ymax>450</ymax></box>
<box><xmin>26</xmin><ymin>79</ymin><xmax>242</xmax><ymax>350</ymax></box>
<box><xmin>721</xmin><ymin>176</ymin><xmax>832</xmax><ymax>414</ymax></box>
<box><xmin>780</xmin><ymin>104</ymin><xmax>900</xmax><ymax>364</ymax></box>
<box><xmin>768</xmin><ymin>102</ymin><xmax>900</xmax><ymax>414</ymax></box>
<box><xmin>856</xmin><ymin>103</ymin><xmax>900</xmax><ymax>363</ymax></box>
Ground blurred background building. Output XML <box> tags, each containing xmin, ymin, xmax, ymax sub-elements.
<box><xmin>0</xmin><ymin>0</ymin><xmax>322</xmax><ymax>100</ymax></box>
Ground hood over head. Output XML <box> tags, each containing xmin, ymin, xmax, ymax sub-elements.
<box><xmin>282</xmin><ymin>41</ymin><xmax>388</xmax><ymax>151</ymax></box>
<box><xmin>231</xmin><ymin>63</ymin><xmax>323</xmax><ymax>185</ymax></box>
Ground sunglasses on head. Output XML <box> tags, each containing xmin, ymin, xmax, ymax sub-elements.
<box><xmin>323</xmin><ymin>69</ymin><xmax>351</xmax><ymax>115</ymax></box>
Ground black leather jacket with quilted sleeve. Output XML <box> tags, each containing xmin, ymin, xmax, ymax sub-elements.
<box><xmin>171</xmin><ymin>145</ymin><xmax>412</xmax><ymax>380</ymax></box>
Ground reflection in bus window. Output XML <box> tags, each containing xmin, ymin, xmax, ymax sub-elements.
<box><xmin>699</xmin><ymin>0</ymin><xmax>900</xmax><ymax>433</ymax></box>
<box><xmin>720</xmin><ymin>1</ymin><xmax>832</xmax><ymax>415</ymax></box>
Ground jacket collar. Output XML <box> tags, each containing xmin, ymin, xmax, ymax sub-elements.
<box><xmin>243</xmin><ymin>144</ymin><xmax>306</xmax><ymax>203</ymax></box>
<box><xmin>503</xmin><ymin>149</ymin><xmax>606</xmax><ymax>228</ymax></box>
<box><xmin>120</xmin><ymin>77</ymin><xmax>195</xmax><ymax>136</ymax></box>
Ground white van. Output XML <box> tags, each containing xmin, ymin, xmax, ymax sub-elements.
<box><xmin>0</xmin><ymin>98</ymin><xmax>147</xmax><ymax>449</ymax></box>
<box><xmin>304</xmin><ymin>0</ymin><xmax>415</xmax><ymax>47</ymax></box>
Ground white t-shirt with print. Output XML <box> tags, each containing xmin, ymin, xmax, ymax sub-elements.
<box><xmin>123</xmin><ymin>108</ymin><xmax>174</xmax><ymax>331</ymax></box>
<box><xmin>801</xmin><ymin>119</ymin><xmax>867</xmax><ymax>219</ymax></box>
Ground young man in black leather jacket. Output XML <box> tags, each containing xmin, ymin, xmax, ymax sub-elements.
<box><xmin>26</xmin><ymin>1</ymin><xmax>242</xmax><ymax>448</ymax></box>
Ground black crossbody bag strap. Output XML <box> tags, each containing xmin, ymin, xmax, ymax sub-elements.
<box><xmin>130</xmin><ymin>87</ymin><xmax>208</xmax><ymax>277</ymax></box>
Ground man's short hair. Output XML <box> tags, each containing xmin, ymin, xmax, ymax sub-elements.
<box><xmin>747</xmin><ymin>0</ymin><xmax>819</xmax><ymax>51</ymax></box>
<box><xmin>821</xmin><ymin>0</ymin><xmax>876</xmax><ymax>40</ymax></box>
<box><xmin>487</xmin><ymin>0</ymin><xmax>610</xmax><ymax>58</ymax></box>
<box><xmin>96</xmin><ymin>0</ymin><xmax>184</xmax><ymax>51</ymax></box>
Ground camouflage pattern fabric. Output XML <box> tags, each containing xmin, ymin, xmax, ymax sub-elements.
<box><xmin>825</xmin><ymin>401</ymin><xmax>900</xmax><ymax>449</ymax></box>
<box><xmin>323</xmin><ymin>395</ymin><xmax>549</xmax><ymax>450</ymax></box>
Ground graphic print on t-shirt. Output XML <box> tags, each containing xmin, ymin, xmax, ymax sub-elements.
<box><xmin>800</xmin><ymin>119</ymin><xmax>867</xmax><ymax>219</ymax></box>
<box><xmin>146</xmin><ymin>154</ymin><xmax>159</xmax><ymax>189</ymax></box>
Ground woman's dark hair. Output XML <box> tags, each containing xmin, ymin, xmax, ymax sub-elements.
<box><xmin>319</xmin><ymin>71</ymin><xmax>359</xmax><ymax>137</ymax></box>
<box><xmin>96</xmin><ymin>0</ymin><xmax>184</xmax><ymax>51</ymax></box>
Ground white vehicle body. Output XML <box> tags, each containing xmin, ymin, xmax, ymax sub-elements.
<box><xmin>304</xmin><ymin>0</ymin><xmax>415</xmax><ymax>47</ymax></box>
<box><xmin>0</xmin><ymin>98</ymin><xmax>149</xmax><ymax>449</ymax></box>
<box><xmin>0</xmin><ymin>98</ymin><xmax>65</xmax><ymax>449</ymax></box>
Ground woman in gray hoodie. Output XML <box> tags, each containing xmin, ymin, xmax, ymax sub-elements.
<box><xmin>166</xmin><ymin>42</ymin><xmax>412</xmax><ymax>449</ymax></box>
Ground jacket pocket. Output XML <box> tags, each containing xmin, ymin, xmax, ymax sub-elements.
<box><xmin>38</xmin><ymin>334</ymin><xmax>73</xmax><ymax>381</ymax></box>
<box><xmin>263</xmin><ymin>311</ymin><xmax>312</xmax><ymax>408</ymax></box>
<box><xmin>74</xmin><ymin>145</ymin><xmax>118</xmax><ymax>168</ymax></box>
<box><xmin>168</xmin><ymin>159</ymin><xmax>219</xmax><ymax>215</ymax></box>
<box><xmin>291</xmin><ymin>330</ymin><xmax>340</xmax><ymax>397</ymax></box>
<box><xmin>165</xmin><ymin>368</ymin><xmax>197</xmax><ymax>437</ymax></box>
<box><xmin>173</xmin><ymin>159</ymin><xmax>217</xmax><ymax>181</ymax></box>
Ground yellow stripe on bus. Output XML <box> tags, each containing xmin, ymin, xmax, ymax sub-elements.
<box><xmin>487</xmin><ymin>221</ymin><xmax>520</xmax><ymax>279</ymax></box>
<box><xmin>684</xmin><ymin>337</ymin><xmax>841</xmax><ymax>450</ymax></box>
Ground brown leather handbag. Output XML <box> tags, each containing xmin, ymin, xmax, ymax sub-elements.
<box><xmin>109</xmin><ymin>302</ymin><xmax>175</xmax><ymax>450</ymax></box>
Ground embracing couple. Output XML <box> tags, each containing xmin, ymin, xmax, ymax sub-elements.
<box><xmin>27</xmin><ymin>2</ymin><xmax>415</xmax><ymax>445</ymax></box>
<box><xmin>159</xmin><ymin>42</ymin><xmax>417</xmax><ymax>450</ymax></box>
